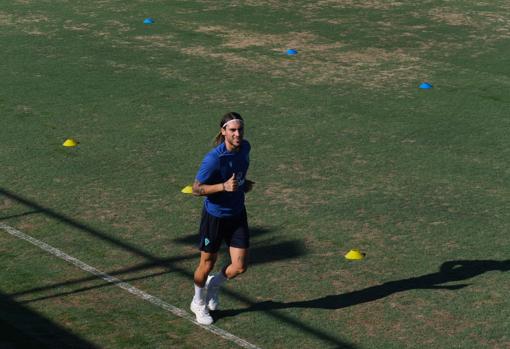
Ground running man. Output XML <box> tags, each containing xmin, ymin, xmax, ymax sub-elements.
<box><xmin>190</xmin><ymin>112</ymin><xmax>254</xmax><ymax>325</ymax></box>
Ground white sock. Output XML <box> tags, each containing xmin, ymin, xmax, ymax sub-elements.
<box><xmin>193</xmin><ymin>284</ymin><xmax>206</xmax><ymax>305</ymax></box>
<box><xmin>209</xmin><ymin>271</ymin><xmax>227</xmax><ymax>289</ymax></box>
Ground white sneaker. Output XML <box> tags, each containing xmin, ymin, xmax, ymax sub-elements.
<box><xmin>205</xmin><ymin>275</ymin><xmax>220</xmax><ymax>311</ymax></box>
<box><xmin>190</xmin><ymin>300</ymin><xmax>213</xmax><ymax>325</ymax></box>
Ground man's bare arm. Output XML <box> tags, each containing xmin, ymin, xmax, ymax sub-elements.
<box><xmin>192</xmin><ymin>180</ymin><xmax>224</xmax><ymax>196</ymax></box>
<box><xmin>192</xmin><ymin>174</ymin><xmax>238</xmax><ymax>196</ymax></box>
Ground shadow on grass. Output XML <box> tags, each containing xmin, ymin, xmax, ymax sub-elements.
<box><xmin>0</xmin><ymin>210</ymin><xmax>42</xmax><ymax>220</ymax></box>
<box><xmin>0</xmin><ymin>188</ymin><xmax>356</xmax><ymax>349</ymax></box>
<box><xmin>172</xmin><ymin>226</ymin><xmax>274</xmax><ymax>246</ymax></box>
<box><xmin>0</xmin><ymin>291</ymin><xmax>98</xmax><ymax>348</ymax></box>
<box><xmin>214</xmin><ymin>259</ymin><xmax>510</xmax><ymax>318</ymax></box>
<box><xmin>15</xmin><ymin>230</ymin><xmax>305</xmax><ymax>302</ymax></box>
<box><xmin>173</xmin><ymin>229</ymin><xmax>306</xmax><ymax>266</ymax></box>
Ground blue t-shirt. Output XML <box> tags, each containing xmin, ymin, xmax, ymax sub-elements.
<box><xmin>196</xmin><ymin>140</ymin><xmax>250</xmax><ymax>218</ymax></box>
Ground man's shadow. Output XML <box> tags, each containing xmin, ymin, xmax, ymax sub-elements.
<box><xmin>215</xmin><ymin>259</ymin><xmax>510</xmax><ymax>318</ymax></box>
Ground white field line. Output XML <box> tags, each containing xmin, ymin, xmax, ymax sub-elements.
<box><xmin>0</xmin><ymin>222</ymin><xmax>261</xmax><ymax>349</ymax></box>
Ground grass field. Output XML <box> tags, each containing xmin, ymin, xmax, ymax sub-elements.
<box><xmin>1</xmin><ymin>0</ymin><xmax>510</xmax><ymax>348</ymax></box>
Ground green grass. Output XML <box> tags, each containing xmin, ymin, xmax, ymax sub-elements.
<box><xmin>1</xmin><ymin>0</ymin><xmax>510</xmax><ymax>348</ymax></box>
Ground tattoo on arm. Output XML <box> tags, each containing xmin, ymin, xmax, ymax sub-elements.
<box><xmin>193</xmin><ymin>180</ymin><xmax>203</xmax><ymax>196</ymax></box>
<box><xmin>193</xmin><ymin>180</ymin><xmax>208</xmax><ymax>196</ymax></box>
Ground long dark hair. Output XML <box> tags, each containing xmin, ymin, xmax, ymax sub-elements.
<box><xmin>213</xmin><ymin>112</ymin><xmax>244</xmax><ymax>146</ymax></box>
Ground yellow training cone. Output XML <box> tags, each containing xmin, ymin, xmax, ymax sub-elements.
<box><xmin>181</xmin><ymin>185</ymin><xmax>193</xmax><ymax>194</ymax></box>
<box><xmin>63</xmin><ymin>138</ymin><xmax>78</xmax><ymax>147</ymax></box>
<box><xmin>345</xmin><ymin>249</ymin><xmax>365</xmax><ymax>260</ymax></box>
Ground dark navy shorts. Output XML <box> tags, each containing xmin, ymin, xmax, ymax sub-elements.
<box><xmin>198</xmin><ymin>207</ymin><xmax>250</xmax><ymax>253</ymax></box>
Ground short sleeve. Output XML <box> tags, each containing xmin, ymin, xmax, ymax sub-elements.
<box><xmin>196</xmin><ymin>152</ymin><xmax>219</xmax><ymax>184</ymax></box>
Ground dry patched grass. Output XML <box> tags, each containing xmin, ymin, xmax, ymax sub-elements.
<box><xmin>196</xmin><ymin>0</ymin><xmax>294</xmax><ymax>11</ymax></box>
<box><xmin>173</xmin><ymin>2</ymin><xmax>510</xmax><ymax>89</ymax></box>
<box><xmin>305</xmin><ymin>0</ymin><xmax>404</xmax><ymax>11</ymax></box>
<box><xmin>4</xmin><ymin>1</ymin><xmax>510</xmax><ymax>90</ymax></box>
<box><xmin>63</xmin><ymin>20</ymin><xmax>94</xmax><ymax>32</ymax></box>
<box><xmin>133</xmin><ymin>34</ymin><xmax>176</xmax><ymax>49</ymax></box>
<box><xmin>17</xmin><ymin>13</ymin><xmax>50</xmax><ymax>24</ymax></box>
<box><xmin>0</xmin><ymin>11</ymin><xmax>14</xmax><ymax>25</ymax></box>
<box><xmin>0</xmin><ymin>10</ymin><xmax>57</xmax><ymax>37</ymax></box>
<box><xmin>4</xmin><ymin>1</ymin><xmax>495</xmax><ymax>91</ymax></box>
<box><xmin>175</xmin><ymin>25</ymin><xmax>425</xmax><ymax>89</ymax></box>
<box><xmin>0</xmin><ymin>11</ymin><xmax>50</xmax><ymax>26</ymax></box>
<box><xmin>301</xmin><ymin>48</ymin><xmax>422</xmax><ymax>88</ymax></box>
<box><xmin>62</xmin><ymin>18</ymin><xmax>133</xmax><ymax>43</ymax></box>
<box><xmin>428</xmin><ymin>7</ymin><xmax>510</xmax><ymax>40</ymax></box>
<box><xmin>0</xmin><ymin>198</ymin><xmax>15</xmax><ymax>210</ymax></box>
<box><xmin>104</xmin><ymin>19</ymin><xmax>131</xmax><ymax>33</ymax></box>
<box><xmin>479</xmin><ymin>12</ymin><xmax>510</xmax><ymax>39</ymax></box>
<box><xmin>196</xmin><ymin>25</ymin><xmax>343</xmax><ymax>52</ymax></box>
<box><xmin>2</xmin><ymin>9</ymin><xmax>133</xmax><ymax>40</ymax></box>
<box><xmin>429</xmin><ymin>8</ymin><xmax>474</xmax><ymax>27</ymax></box>
<box><xmin>15</xmin><ymin>105</ymin><xmax>33</xmax><ymax>114</ymax></box>
<box><xmin>219</xmin><ymin>0</ymin><xmax>404</xmax><ymax>11</ymax></box>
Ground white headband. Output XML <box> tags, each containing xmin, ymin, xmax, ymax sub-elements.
<box><xmin>222</xmin><ymin>119</ymin><xmax>244</xmax><ymax>128</ymax></box>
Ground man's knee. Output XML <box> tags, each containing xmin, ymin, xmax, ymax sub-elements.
<box><xmin>200</xmin><ymin>263</ymin><xmax>214</xmax><ymax>275</ymax></box>
<box><xmin>201</xmin><ymin>259</ymin><xmax>216</xmax><ymax>271</ymax></box>
<box><xmin>199</xmin><ymin>253</ymin><xmax>217</xmax><ymax>271</ymax></box>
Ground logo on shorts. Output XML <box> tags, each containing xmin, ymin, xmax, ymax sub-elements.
<box><xmin>204</xmin><ymin>238</ymin><xmax>210</xmax><ymax>246</ymax></box>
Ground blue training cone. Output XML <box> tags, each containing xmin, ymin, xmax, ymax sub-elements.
<box><xmin>144</xmin><ymin>17</ymin><xmax>155</xmax><ymax>24</ymax></box>
<box><xmin>286</xmin><ymin>49</ymin><xmax>298</xmax><ymax>55</ymax></box>
<box><xmin>419</xmin><ymin>82</ymin><xmax>433</xmax><ymax>89</ymax></box>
